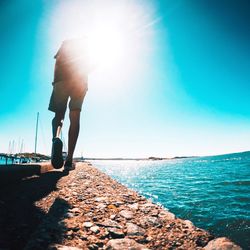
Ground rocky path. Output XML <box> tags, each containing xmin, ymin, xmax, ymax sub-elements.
<box><xmin>21</xmin><ymin>162</ymin><xmax>240</xmax><ymax>250</ymax></box>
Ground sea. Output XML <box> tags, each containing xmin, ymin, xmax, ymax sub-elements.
<box><xmin>0</xmin><ymin>158</ymin><xmax>13</xmax><ymax>165</ymax></box>
<box><xmin>91</xmin><ymin>151</ymin><xmax>250</xmax><ymax>249</ymax></box>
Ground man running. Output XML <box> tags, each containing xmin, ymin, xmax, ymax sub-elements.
<box><xmin>48</xmin><ymin>38</ymin><xmax>90</xmax><ymax>170</ymax></box>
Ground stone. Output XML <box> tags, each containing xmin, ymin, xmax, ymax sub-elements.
<box><xmin>82</xmin><ymin>222</ymin><xmax>94</xmax><ymax>228</ymax></box>
<box><xmin>99</xmin><ymin>229</ymin><xmax>109</xmax><ymax>239</ymax></box>
<box><xmin>64</xmin><ymin>212</ymin><xmax>75</xmax><ymax>218</ymax></box>
<box><xmin>79</xmin><ymin>232</ymin><xmax>88</xmax><ymax>240</ymax></box>
<box><xmin>140</xmin><ymin>216</ymin><xmax>162</xmax><ymax>228</ymax></box>
<box><xmin>87</xmin><ymin>235</ymin><xmax>98</xmax><ymax>242</ymax></box>
<box><xmin>128</xmin><ymin>191</ymin><xmax>135</xmax><ymax>196</ymax></box>
<box><xmin>108</xmin><ymin>227</ymin><xmax>125</xmax><ymax>238</ymax></box>
<box><xmin>66</xmin><ymin>230</ymin><xmax>74</xmax><ymax>236</ymax></box>
<box><xmin>23</xmin><ymin>163</ymin><xmax>240</xmax><ymax>250</ymax></box>
<box><xmin>85</xmin><ymin>212</ymin><xmax>93</xmax><ymax>217</ymax></box>
<box><xmin>158</xmin><ymin>210</ymin><xmax>176</xmax><ymax>220</ymax></box>
<box><xmin>106</xmin><ymin>239</ymin><xmax>149</xmax><ymax>250</ymax></box>
<box><xmin>140</xmin><ymin>203</ymin><xmax>157</xmax><ymax>213</ymax></box>
<box><xmin>126</xmin><ymin>222</ymin><xmax>146</xmax><ymax>236</ymax></box>
<box><xmin>88</xmin><ymin>244</ymin><xmax>99</xmax><ymax>250</ymax></box>
<box><xmin>70</xmin><ymin>207</ymin><xmax>81</xmax><ymax>214</ymax></box>
<box><xmin>49</xmin><ymin>245</ymin><xmax>82</xmax><ymax>250</ymax></box>
<box><xmin>110</xmin><ymin>214</ymin><xmax>116</xmax><ymax>220</ymax></box>
<box><xmin>204</xmin><ymin>237</ymin><xmax>242</xmax><ymax>250</ymax></box>
<box><xmin>113</xmin><ymin>201</ymin><xmax>124</xmax><ymax>206</ymax></box>
<box><xmin>128</xmin><ymin>203</ymin><xmax>139</xmax><ymax>210</ymax></box>
<box><xmin>92</xmin><ymin>216</ymin><xmax>98</xmax><ymax>222</ymax></box>
<box><xmin>90</xmin><ymin>226</ymin><xmax>100</xmax><ymax>234</ymax></box>
<box><xmin>119</xmin><ymin>210</ymin><xmax>134</xmax><ymax>220</ymax></box>
<box><xmin>108</xmin><ymin>204</ymin><xmax>118</xmax><ymax>210</ymax></box>
<box><xmin>95</xmin><ymin>197</ymin><xmax>106</xmax><ymax>202</ymax></box>
<box><xmin>151</xmin><ymin>209</ymin><xmax>159</xmax><ymax>216</ymax></box>
<box><xmin>69</xmin><ymin>225</ymin><xmax>80</xmax><ymax>232</ymax></box>
<box><xmin>97</xmin><ymin>219</ymin><xmax>122</xmax><ymax>229</ymax></box>
<box><xmin>97</xmin><ymin>203</ymin><xmax>106</xmax><ymax>210</ymax></box>
<box><xmin>183</xmin><ymin>220</ymin><xmax>195</xmax><ymax>230</ymax></box>
<box><xmin>146</xmin><ymin>236</ymin><xmax>153</xmax><ymax>242</ymax></box>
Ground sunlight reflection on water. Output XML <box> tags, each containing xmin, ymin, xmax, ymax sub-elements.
<box><xmin>91</xmin><ymin>152</ymin><xmax>250</xmax><ymax>249</ymax></box>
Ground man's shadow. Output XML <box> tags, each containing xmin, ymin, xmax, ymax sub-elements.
<box><xmin>0</xmin><ymin>167</ymin><xmax>70</xmax><ymax>250</ymax></box>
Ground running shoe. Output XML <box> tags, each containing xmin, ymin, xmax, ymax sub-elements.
<box><xmin>64</xmin><ymin>160</ymin><xmax>76</xmax><ymax>171</ymax></box>
<box><xmin>51</xmin><ymin>137</ymin><xmax>64</xmax><ymax>169</ymax></box>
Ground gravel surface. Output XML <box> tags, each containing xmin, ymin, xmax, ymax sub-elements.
<box><xmin>0</xmin><ymin>162</ymin><xmax>241</xmax><ymax>250</ymax></box>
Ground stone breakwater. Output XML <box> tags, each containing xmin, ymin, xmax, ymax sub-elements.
<box><xmin>25</xmin><ymin>162</ymin><xmax>241</xmax><ymax>250</ymax></box>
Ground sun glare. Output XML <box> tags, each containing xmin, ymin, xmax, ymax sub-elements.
<box><xmin>49</xmin><ymin>0</ymin><xmax>157</xmax><ymax>94</ymax></box>
<box><xmin>87</xmin><ymin>25</ymin><xmax>125</xmax><ymax>69</ymax></box>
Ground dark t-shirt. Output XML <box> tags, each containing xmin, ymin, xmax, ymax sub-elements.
<box><xmin>53</xmin><ymin>39</ymin><xmax>89</xmax><ymax>83</ymax></box>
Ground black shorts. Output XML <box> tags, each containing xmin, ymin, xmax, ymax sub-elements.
<box><xmin>48</xmin><ymin>80</ymin><xmax>88</xmax><ymax>114</ymax></box>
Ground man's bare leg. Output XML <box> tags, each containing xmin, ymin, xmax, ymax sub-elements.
<box><xmin>51</xmin><ymin>112</ymin><xmax>65</xmax><ymax>169</ymax></box>
<box><xmin>52</xmin><ymin>112</ymin><xmax>64</xmax><ymax>138</ymax></box>
<box><xmin>66</xmin><ymin>110</ymin><xmax>81</xmax><ymax>162</ymax></box>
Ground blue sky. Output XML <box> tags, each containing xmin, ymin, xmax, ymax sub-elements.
<box><xmin>0</xmin><ymin>0</ymin><xmax>249</xmax><ymax>157</ymax></box>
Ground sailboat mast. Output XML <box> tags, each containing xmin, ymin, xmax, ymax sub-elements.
<box><xmin>34</xmin><ymin>112</ymin><xmax>39</xmax><ymax>154</ymax></box>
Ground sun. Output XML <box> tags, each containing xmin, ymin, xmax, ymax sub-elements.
<box><xmin>87</xmin><ymin>24</ymin><xmax>125</xmax><ymax>69</ymax></box>
<box><xmin>49</xmin><ymin>0</ymin><xmax>156</xmax><ymax>95</ymax></box>
<box><xmin>50</xmin><ymin>1</ymin><xmax>155</xmax><ymax>65</ymax></box>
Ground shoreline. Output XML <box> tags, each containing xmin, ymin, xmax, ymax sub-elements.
<box><xmin>23</xmin><ymin>162</ymin><xmax>240</xmax><ymax>249</ymax></box>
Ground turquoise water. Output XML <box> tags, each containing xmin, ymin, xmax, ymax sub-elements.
<box><xmin>91</xmin><ymin>152</ymin><xmax>250</xmax><ymax>249</ymax></box>
<box><xmin>0</xmin><ymin>158</ymin><xmax>14</xmax><ymax>165</ymax></box>
<box><xmin>0</xmin><ymin>157</ymin><xmax>31</xmax><ymax>165</ymax></box>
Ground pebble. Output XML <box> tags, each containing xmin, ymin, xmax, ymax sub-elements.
<box><xmin>90</xmin><ymin>226</ymin><xmax>100</xmax><ymax>234</ymax></box>
<box><xmin>119</xmin><ymin>210</ymin><xmax>134</xmax><ymax>219</ymax></box>
<box><xmin>87</xmin><ymin>235</ymin><xmax>98</xmax><ymax>242</ymax></box>
<box><xmin>128</xmin><ymin>203</ymin><xmax>139</xmax><ymax>210</ymax></box>
<box><xmin>158</xmin><ymin>210</ymin><xmax>176</xmax><ymax>220</ymax></box>
<box><xmin>151</xmin><ymin>209</ymin><xmax>159</xmax><ymax>216</ymax></box>
<box><xmin>82</xmin><ymin>222</ymin><xmax>94</xmax><ymax>228</ymax></box>
<box><xmin>106</xmin><ymin>239</ymin><xmax>150</xmax><ymax>250</ymax></box>
<box><xmin>140</xmin><ymin>216</ymin><xmax>162</xmax><ymax>228</ymax></box>
<box><xmin>96</xmin><ymin>203</ymin><xmax>106</xmax><ymax>210</ymax></box>
<box><xmin>108</xmin><ymin>227</ymin><xmax>125</xmax><ymax>238</ymax></box>
<box><xmin>24</xmin><ymin>162</ymin><xmax>240</xmax><ymax>250</ymax></box>
<box><xmin>64</xmin><ymin>212</ymin><xmax>74</xmax><ymax>218</ymax></box>
<box><xmin>69</xmin><ymin>225</ymin><xmax>80</xmax><ymax>232</ymax></box>
<box><xmin>126</xmin><ymin>222</ymin><xmax>145</xmax><ymax>236</ymax></box>
<box><xmin>70</xmin><ymin>207</ymin><xmax>81</xmax><ymax>214</ymax></box>
<box><xmin>140</xmin><ymin>203</ymin><xmax>156</xmax><ymax>214</ymax></box>
<box><xmin>146</xmin><ymin>236</ymin><xmax>153</xmax><ymax>242</ymax></box>
<box><xmin>79</xmin><ymin>232</ymin><xmax>88</xmax><ymax>240</ymax></box>
<box><xmin>110</xmin><ymin>214</ymin><xmax>116</xmax><ymax>220</ymax></box>
<box><xmin>183</xmin><ymin>220</ymin><xmax>195</xmax><ymax>230</ymax></box>
<box><xmin>49</xmin><ymin>245</ymin><xmax>82</xmax><ymax>250</ymax></box>
<box><xmin>113</xmin><ymin>201</ymin><xmax>124</xmax><ymax>206</ymax></box>
<box><xmin>204</xmin><ymin>237</ymin><xmax>242</xmax><ymax>250</ymax></box>
<box><xmin>99</xmin><ymin>229</ymin><xmax>109</xmax><ymax>239</ymax></box>
<box><xmin>108</xmin><ymin>204</ymin><xmax>117</xmax><ymax>210</ymax></box>
<box><xmin>88</xmin><ymin>244</ymin><xmax>99</xmax><ymax>250</ymax></box>
<box><xmin>97</xmin><ymin>219</ymin><xmax>122</xmax><ymax>229</ymax></box>
<box><xmin>95</xmin><ymin>197</ymin><xmax>106</xmax><ymax>202</ymax></box>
